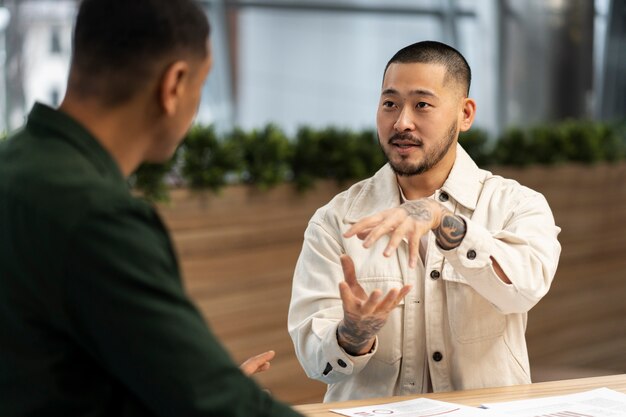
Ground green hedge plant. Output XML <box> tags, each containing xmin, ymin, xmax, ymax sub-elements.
<box><xmin>458</xmin><ymin>128</ymin><xmax>491</xmax><ymax>166</ymax></box>
<box><xmin>292</xmin><ymin>127</ymin><xmax>385</xmax><ymax>191</ymax></box>
<box><xmin>181</xmin><ymin>125</ymin><xmax>242</xmax><ymax>192</ymax></box>
<box><xmin>131</xmin><ymin>120</ymin><xmax>626</xmax><ymax>201</ymax></box>
<box><xmin>132</xmin><ymin>145</ymin><xmax>181</xmax><ymax>202</ymax></box>
<box><xmin>231</xmin><ymin>124</ymin><xmax>292</xmax><ymax>190</ymax></box>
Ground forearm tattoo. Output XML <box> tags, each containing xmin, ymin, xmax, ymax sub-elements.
<box><xmin>401</xmin><ymin>200</ymin><xmax>433</xmax><ymax>222</ymax></box>
<box><xmin>337</xmin><ymin>312</ymin><xmax>384</xmax><ymax>356</ymax></box>
<box><xmin>435</xmin><ymin>213</ymin><xmax>466</xmax><ymax>250</ymax></box>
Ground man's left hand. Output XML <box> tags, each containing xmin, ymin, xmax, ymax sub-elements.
<box><xmin>344</xmin><ymin>199</ymin><xmax>466</xmax><ymax>268</ymax></box>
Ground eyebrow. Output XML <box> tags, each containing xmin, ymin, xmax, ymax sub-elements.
<box><xmin>381</xmin><ymin>88</ymin><xmax>438</xmax><ymax>98</ymax></box>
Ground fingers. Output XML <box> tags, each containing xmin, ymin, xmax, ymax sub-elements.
<box><xmin>344</xmin><ymin>208</ymin><xmax>412</xmax><ymax>251</ymax></box>
<box><xmin>361</xmin><ymin>289</ymin><xmax>382</xmax><ymax>312</ymax></box>
<box><xmin>344</xmin><ymin>213</ymin><xmax>385</xmax><ymax>238</ymax></box>
<box><xmin>396</xmin><ymin>285</ymin><xmax>413</xmax><ymax>304</ymax></box>
<box><xmin>253</xmin><ymin>350</ymin><xmax>276</xmax><ymax>363</ymax></box>
<box><xmin>341</xmin><ymin>254</ymin><xmax>369</xmax><ymax>300</ymax></box>
<box><xmin>356</xmin><ymin>229</ymin><xmax>373</xmax><ymax>241</ymax></box>
<box><xmin>374</xmin><ymin>287</ymin><xmax>399</xmax><ymax>312</ymax></box>
<box><xmin>339</xmin><ymin>281</ymin><xmax>357</xmax><ymax>311</ymax></box>
<box><xmin>340</xmin><ymin>254</ymin><xmax>357</xmax><ymax>286</ymax></box>
<box><xmin>375</xmin><ymin>285</ymin><xmax>412</xmax><ymax>313</ymax></box>
<box><xmin>362</xmin><ymin>211</ymin><xmax>408</xmax><ymax>249</ymax></box>
<box><xmin>257</xmin><ymin>362</ymin><xmax>271</xmax><ymax>373</ymax></box>
<box><xmin>383</xmin><ymin>219</ymin><xmax>412</xmax><ymax>257</ymax></box>
<box><xmin>345</xmin><ymin>210</ymin><xmax>432</xmax><ymax>267</ymax></box>
<box><xmin>240</xmin><ymin>350</ymin><xmax>276</xmax><ymax>376</ymax></box>
<box><xmin>340</xmin><ymin>256</ymin><xmax>412</xmax><ymax>320</ymax></box>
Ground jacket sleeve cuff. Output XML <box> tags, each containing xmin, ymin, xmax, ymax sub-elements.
<box><xmin>319</xmin><ymin>322</ymin><xmax>377</xmax><ymax>380</ymax></box>
<box><xmin>438</xmin><ymin>214</ymin><xmax>495</xmax><ymax>271</ymax></box>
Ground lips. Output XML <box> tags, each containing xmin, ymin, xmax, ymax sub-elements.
<box><xmin>389</xmin><ymin>133</ymin><xmax>422</xmax><ymax>147</ymax></box>
<box><xmin>391</xmin><ymin>141</ymin><xmax>421</xmax><ymax>148</ymax></box>
<box><xmin>389</xmin><ymin>139</ymin><xmax>423</xmax><ymax>149</ymax></box>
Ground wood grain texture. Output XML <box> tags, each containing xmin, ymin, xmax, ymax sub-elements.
<box><xmin>294</xmin><ymin>374</ymin><xmax>626</xmax><ymax>416</ymax></box>
<box><xmin>157</xmin><ymin>165</ymin><xmax>626</xmax><ymax>405</ymax></box>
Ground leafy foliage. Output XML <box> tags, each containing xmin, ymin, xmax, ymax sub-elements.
<box><xmin>458</xmin><ymin>128</ymin><xmax>491</xmax><ymax>166</ymax></box>
<box><xmin>132</xmin><ymin>120</ymin><xmax>626</xmax><ymax>202</ymax></box>
<box><xmin>132</xmin><ymin>146</ymin><xmax>181</xmax><ymax>202</ymax></box>
<box><xmin>181</xmin><ymin>125</ymin><xmax>242</xmax><ymax>192</ymax></box>
<box><xmin>231</xmin><ymin>124</ymin><xmax>292</xmax><ymax>190</ymax></box>
<box><xmin>291</xmin><ymin>127</ymin><xmax>385</xmax><ymax>191</ymax></box>
<box><xmin>491</xmin><ymin>120</ymin><xmax>625</xmax><ymax>166</ymax></box>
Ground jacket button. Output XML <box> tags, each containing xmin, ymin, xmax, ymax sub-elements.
<box><xmin>337</xmin><ymin>359</ymin><xmax>347</xmax><ymax>368</ymax></box>
<box><xmin>432</xmin><ymin>351</ymin><xmax>443</xmax><ymax>362</ymax></box>
<box><xmin>438</xmin><ymin>192</ymin><xmax>449</xmax><ymax>202</ymax></box>
<box><xmin>430</xmin><ymin>270</ymin><xmax>440</xmax><ymax>280</ymax></box>
<box><xmin>467</xmin><ymin>249</ymin><xmax>477</xmax><ymax>260</ymax></box>
<box><xmin>322</xmin><ymin>362</ymin><xmax>333</xmax><ymax>376</ymax></box>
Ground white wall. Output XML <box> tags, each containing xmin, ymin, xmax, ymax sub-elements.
<box><xmin>21</xmin><ymin>1</ymin><xmax>74</xmax><ymax>112</ymax></box>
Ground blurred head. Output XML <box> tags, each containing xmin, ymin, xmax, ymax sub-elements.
<box><xmin>67</xmin><ymin>0</ymin><xmax>212</xmax><ymax>161</ymax></box>
<box><xmin>377</xmin><ymin>41</ymin><xmax>475</xmax><ymax>177</ymax></box>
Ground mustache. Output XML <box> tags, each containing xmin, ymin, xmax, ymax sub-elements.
<box><xmin>388</xmin><ymin>132</ymin><xmax>423</xmax><ymax>145</ymax></box>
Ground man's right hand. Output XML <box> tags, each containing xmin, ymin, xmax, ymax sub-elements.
<box><xmin>337</xmin><ymin>254</ymin><xmax>411</xmax><ymax>356</ymax></box>
<box><xmin>240</xmin><ymin>350</ymin><xmax>275</xmax><ymax>376</ymax></box>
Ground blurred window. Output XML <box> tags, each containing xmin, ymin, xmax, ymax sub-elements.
<box><xmin>50</xmin><ymin>88</ymin><xmax>60</xmax><ymax>106</ymax></box>
<box><xmin>50</xmin><ymin>27</ymin><xmax>62</xmax><ymax>55</ymax></box>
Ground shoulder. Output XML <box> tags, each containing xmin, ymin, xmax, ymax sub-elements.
<box><xmin>2</xmin><ymin>131</ymin><xmax>153</xmax><ymax>233</ymax></box>
<box><xmin>480</xmin><ymin>169</ymin><xmax>553</xmax><ymax>214</ymax></box>
<box><xmin>310</xmin><ymin>175</ymin><xmax>377</xmax><ymax>226</ymax></box>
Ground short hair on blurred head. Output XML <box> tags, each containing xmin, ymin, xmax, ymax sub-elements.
<box><xmin>384</xmin><ymin>40</ymin><xmax>471</xmax><ymax>96</ymax></box>
<box><xmin>70</xmin><ymin>0</ymin><xmax>210</xmax><ymax>106</ymax></box>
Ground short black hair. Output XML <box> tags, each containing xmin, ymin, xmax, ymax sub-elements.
<box><xmin>384</xmin><ymin>41</ymin><xmax>471</xmax><ymax>96</ymax></box>
<box><xmin>69</xmin><ymin>0</ymin><xmax>210</xmax><ymax>106</ymax></box>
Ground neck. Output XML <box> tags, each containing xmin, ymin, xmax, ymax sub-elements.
<box><xmin>59</xmin><ymin>94</ymin><xmax>155</xmax><ymax>177</ymax></box>
<box><xmin>397</xmin><ymin>145</ymin><xmax>457</xmax><ymax>200</ymax></box>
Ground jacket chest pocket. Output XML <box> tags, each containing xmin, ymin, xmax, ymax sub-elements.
<box><xmin>443</xmin><ymin>267</ymin><xmax>505</xmax><ymax>343</ymax></box>
<box><xmin>359</xmin><ymin>278</ymin><xmax>405</xmax><ymax>365</ymax></box>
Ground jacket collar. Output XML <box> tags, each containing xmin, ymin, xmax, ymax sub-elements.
<box><xmin>344</xmin><ymin>144</ymin><xmax>485</xmax><ymax>223</ymax></box>
<box><xmin>26</xmin><ymin>102</ymin><xmax>126</xmax><ymax>184</ymax></box>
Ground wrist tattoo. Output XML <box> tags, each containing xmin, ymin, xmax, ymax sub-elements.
<box><xmin>337</xmin><ymin>312</ymin><xmax>384</xmax><ymax>356</ymax></box>
<box><xmin>435</xmin><ymin>213</ymin><xmax>466</xmax><ymax>250</ymax></box>
<box><xmin>401</xmin><ymin>201</ymin><xmax>433</xmax><ymax>223</ymax></box>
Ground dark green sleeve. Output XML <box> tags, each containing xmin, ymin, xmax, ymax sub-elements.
<box><xmin>64</xmin><ymin>202</ymin><xmax>303</xmax><ymax>417</ymax></box>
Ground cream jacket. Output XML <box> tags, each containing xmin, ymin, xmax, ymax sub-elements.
<box><xmin>288</xmin><ymin>145</ymin><xmax>561</xmax><ymax>403</ymax></box>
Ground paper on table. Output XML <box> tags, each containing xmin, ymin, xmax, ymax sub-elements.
<box><xmin>482</xmin><ymin>387</ymin><xmax>626</xmax><ymax>416</ymax></box>
<box><xmin>330</xmin><ymin>397</ymin><xmax>499</xmax><ymax>416</ymax></box>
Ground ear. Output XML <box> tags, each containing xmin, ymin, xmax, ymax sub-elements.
<box><xmin>159</xmin><ymin>61</ymin><xmax>190</xmax><ymax>116</ymax></box>
<box><xmin>459</xmin><ymin>97</ymin><xmax>477</xmax><ymax>132</ymax></box>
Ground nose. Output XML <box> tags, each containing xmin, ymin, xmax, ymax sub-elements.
<box><xmin>393</xmin><ymin>106</ymin><xmax>415</xmax><ymax>132</ymax></box>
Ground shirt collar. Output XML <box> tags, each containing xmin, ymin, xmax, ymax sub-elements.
<box><xmin>439</xmin><ymin>144</ymin><xmax>485</xmax><ymax>211</ymax></box>
<box><xmin>26</xmin><ymin>102</ymin><xmax>125</xmax><ymax>184</ymax></box>
<box><xmin>344</xmin><ymin>143</ymin><xmax>485</xmax><ymax>223</ymax></box>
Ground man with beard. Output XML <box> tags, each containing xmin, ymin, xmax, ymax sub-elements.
<box><xmin>288</xmin><ymin>41</ymin><xmax>561</xmax><ymax>402</ymax></box>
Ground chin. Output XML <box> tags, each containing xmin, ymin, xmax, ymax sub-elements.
<box><xmin>389</xmin><ymin>159</ymin><xmax>430</xmax><ymax>176</ymax></box>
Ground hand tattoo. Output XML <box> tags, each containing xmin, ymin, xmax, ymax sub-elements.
<box><xmin>401</xmin><ymin>201</ymin><xmax>433</xmax><ymax>223</ymax></box>
<box><xmin>338</xmin><ymin>311</ymin><xmax>385</xmax><ymax>356</ymax></box>
<box><xmin>435</xmin><ymin>213</ymin><xmax>466</xmax><ymax>250</ymax></box>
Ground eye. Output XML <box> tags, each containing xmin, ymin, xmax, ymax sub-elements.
<box><xmin>382</xmin><ymin>100</ymin><xmax>395</xmax><ymax>108</ymax></box>
<box><xmin>416</xmin><ymin>102</ymin><xmax>430</xmax><ymax>109</ymax></box>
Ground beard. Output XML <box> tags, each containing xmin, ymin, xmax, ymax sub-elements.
<box><xmin>381</xmin><ymin>120</ymin><xmax>458</xmax><ymax>177</ymax></box>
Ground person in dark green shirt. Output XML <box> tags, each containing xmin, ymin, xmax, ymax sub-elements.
<box><xmin>0</xmin><ymin>1</ymin><xmax>304</xmax><ymax>416</ymax></box>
